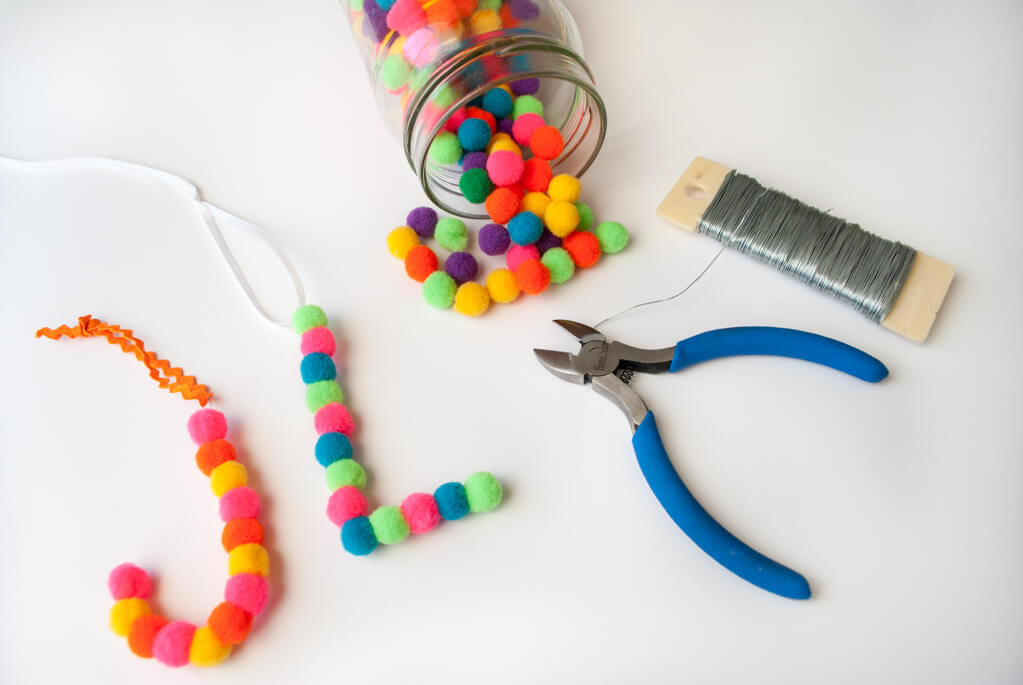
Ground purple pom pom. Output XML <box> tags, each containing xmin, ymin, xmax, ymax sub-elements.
<box><xmin>536</xmin><ymin>228</ymin><xmax>562</xmax><ymax>254</ymax></box>
<box><xmin>510</xmin><ymin>0</ymin><xmax>540</xmax><ymax>21</ymax></box>
<box><xmin>511</xmin><ymin>78</ymin><xmax>540</xmax><ymax>96</ymax></box>
<box><xmin>497</xmin><ymin>117</ymin><xmax>515</xmax><ymax>136</ymax></box>
<box><xmin>407</xmin><ymin>206</ymin><xmax>438</xmax><ymax>238</ymax></box>
<box><xmin>363</xmin><ymin>0</ymin><xmax>389</xmax><ymax>41</ymax></box>
<box><xmin>461</xmin><ymin>151</ymin><xmax>488</xmax><ymax>172</ymax></box>
<box><xmin>478</xmin><ymin>223</ymin><xmax>511</xmax><ymax>256</ymax></box>
<box><xmin>444</xmin><ymin>251</ymin><xmax>479</xmax><ymax>285</ymax></box>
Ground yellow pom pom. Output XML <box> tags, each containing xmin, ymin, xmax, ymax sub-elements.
<box><xmin>470</xmin><ymin>9</ymin><xmax>502</xmax><ymax>34</ymax></box>
<box><xmin>189</xmin><ymin>626</ymin><xmax>232</xmax><ymax>666</ymax></box>
<box><xmin>547</xmin><ymin>174</ymin><xmax>582</xmax><ymax>203</ymax></box>
<box><xmin>110</xmin><ymin>598</ymin><xmax>151</xmax><ymax>637</ymax></box>
<box><xmin>388</xmin><ymin>36</ymin><xmax>406</xmax><ymax>56</ymax></box>
<box><xmin>496</xmin><ymin>84</ymin><xmax>513</xmax><ymax>96</ymax></box>
<box><xmin>521</xmin><ymin>192</ymin><xmax>551</xmax><ymax>219</ymax></box>
<box><xmin>210</xmin><ymin>461</ymin><xmax>248</xmax><ymax>497</ymax></box>
<box><xmin>486</xmin><ymin>268</ymin><xmax>520</xmax><ymax>304</ymax></box>
<box><xmin>454</xmin><ymin>282</ymin><xmax>490</xmax><ymax>317</ymax></box>
<box><xmin>387</xmin><ymin>226</ymin><xmax>420</xmax><ymax>259</ymax></box>
<box><xmin>489</xmin><ymin>139</ymin><xmax>522</xmax><ymax>156</ymax></box>
<box><xmin>544</xmin><ymin>200</ymin><xmax>580</xmax><ymax>237</ymax></box>
<box><xmin>486</xmin><ymin>132</ymin><xmax>514</xmax><ymax>154</ymax></box>
<box><xmin>228</xmin><ymin>543</ymin><xmax>270</xmax><ymax>577</ymax></box>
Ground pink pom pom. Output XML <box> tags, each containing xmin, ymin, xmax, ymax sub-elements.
<box><xmin>152</xmin><ymin>621</ymin><xmax>196</xmax><ymax>667</ymax></box>
<box><xmin>225</xmin><ymin>573</ymin><xmax>269</xmax><ymax>616</ymax></box>
<box><xmin>327</xmin><ymin>486</ymin><xmax>369</xmax><ymax>527</ymax></box>
<box><xmin>401</xmin><ymin>493</ymin><xmax>441</xmax><ymax>534</ymax></box>
<box><xmin>386</xmin><ymin>0</ymin><xmax>427</xmax><ymax>35</ymax></box>
<box><xmin>487</xmin><ymin>150</ymin><xmax>525</xmax><ymax>187</ymax></box>
<box><xmin>300</xmin><ymin>326</ymin><xmax>336</xmax><ymax>357</ymax></box>
<box><xmin>187</xmin><ymin>409</ymin><xmax>227</xmax><ymax>445</ymax></box>
<box><xmin>219</xmin><ymin>486</ymin><xmax>261</xmax><ymax>522</ymax></box>
<box><xmin>512</xmin><ymin>112</ymin><xmax>545</xmax><ymax>146</ymax></box>
<box><xmin>108</xmin><ymin>563</ymin><xmax>151</xmax><ymax>600</ymax></box>
<box><xmin>506</xmin><ymin>243</ymin><xmax>540</xmax><ymax>271</ymax></box>
<box><xmin>315</xmin><ymin>402</ymin><xmax>354</xmax><ymax>436</ymax></box>
<box><xmin>444</xmin><ymin>107</ymin><xmax>468</xmax><ymax>133</ymax></box>
<box><xmin>403</xmin><ymin>27</ymin><xmax>439</xmax><ymax>67</ymax></box>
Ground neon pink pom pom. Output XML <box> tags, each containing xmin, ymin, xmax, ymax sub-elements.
<box><xmin>403</xmin><ymin>27</ymin><xmax>439</xmax><ymax>67</ymax></box>
<box><xmin>512</xmin><ymin>112</ymin><xmax>545</xmax><ymax>146</ymax></box>
<box><xmin>187</xmin><ymin>409</ymin><xmax>227</xmax><ymax>445</ymax></box>
<box><xmin>300</xmin><ymin>326</ymin><xmax>336</xmax><ymax>357</ymax></box>
<box><xmin>152</xmin><ymin>621</ymin><xmax>196</xmax><ymax>667</ymax></box>
<box><xmin>444</xmin><ymin>107</ymin><xmax>468</xmax><ymax>133</ymax></box>
<box><xmin>386</xmin><ymin>0</ymin><xmax>427</xmax><ymax>35</ymax></box>
<box><xmin>487</xmin><ymin>150</ymin><xmax>525</xmax><ymax>187</ymax></box>
<box><xmin>327</xmin><ymin>486</ymin><xmax>369</xmax><ymax>527</ymax></box>
<box><xmin>315</xmin><ymin>402</ymin><xmax>354</xmax><ymax>436</ymax></box>
<box><xmin>219</xmin><ymin>486</ymin><xmax>261</xmax><ymax>522</ymax></box>
<box><xmin>108</xmin><ymin>562</ymin><xmax>151</xmax><ymax>600</ymax></box>
<box><xmin>225</xmin><ymin>573</ymin><xmax>269</xmax><ymax>616</ymax></box>
<box><xmin>506</xmin><ymin>243</ymin><xmax>540</xmax><ymax>271</ymax></box>
<box><xmin>401</xmin><ymin>493</ymin><xmax>441</xmax><ymax>534</ymax></box>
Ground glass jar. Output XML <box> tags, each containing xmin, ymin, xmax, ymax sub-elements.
<box><xmin>341</xmin><ymin>0</ymin><xmax>607</xmax><ymax>218</ymax></box>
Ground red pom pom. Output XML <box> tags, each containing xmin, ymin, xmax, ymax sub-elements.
<box><xmin>127</xmin><ymin>613</ymin><xmax>169</xmax><ymax>658</ymax></box>
<box><xmin>208</xmin><ymin>602</ymin><xmax>253</xmax><ymax>646</ymax></box>
<box><xmin>108</xmin><ymin>563</ymin><xmax>151</xmax><ymax>600</ymax></box>
<box><xmin>405</xmin><ymin>245</ymin><xmax>439</xmax><ymax>282</ymax></box>
<box><xmin>465</xmin><ymin>106</ymin><xmax>496</xmax><ymax>134</ymax></box>
<box><xmin>196</xmin><ymin>439</ymin><xmax>236</xmax><ymax>476</ymax></box>
<box><xmin>529</xmin><ymin>125</ymin><xmax>564</xmax><ymax>161</ymax></box>
<box><xmin>485</xmin><ymin>187</ymin><xmax>521</xmax><ymax>224</ymax></box>
<box><xmin>514</xmin><ymin>258</ymin><xmax>551</xmax><ymax>295</ymax></box>
<box><xmin>563</xmin><ymin>230</ymin><xmax>602</xmax><ymax>268</ymax></box>
<box><xmin>521</xmin><ymin>157</ymin><xmax>553</xmax><ymax>192</ymax></box>
<box><xmin>222</xmin><ymin>518</ymin><xmax>264</xmax><ymax>552</ymax></box>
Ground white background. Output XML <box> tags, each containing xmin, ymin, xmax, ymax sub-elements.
<box><xmin>2</xmin><ymin>1</ymin><xmax>1022</xmax><ymax>683</ymax></box>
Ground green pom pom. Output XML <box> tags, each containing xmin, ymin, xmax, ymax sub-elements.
<box><xmin>369</xmin><ymin>506</ymin><xmax>410</xmax><ymax>544</ymax></box>
<box><xmin>432</xmin><ymin>84</ymin><xmax>456</xmax><ymax>108</ymax></box>
<box><xmin>513</xmin><ymin>95</ymin><xmax>543</xmax><ymax>119</ymax></box>
<box><xmin>326</xmin><ymin>458</ymin><xmax>366</xmax><ymax>491</ymax></box>
<box><xmin>429</xmin><ymin>132</ymin><xmax>462</xmax><ymax>165</ymax></box>
<box><xmin>292</xmin><ymin>305</ymin><xmax>327</xmax><ymax>335</ymax></box>
<box><xmin>594</xmin><ymin>221</ymin><xmax>630</xmax><ymax>254</ymax></box>
<box><xmin>434</xmin><ymin>217</ymin><xmax>468</xmax><ymax>251</ymax></box>
<box><xmin>478</xmin><ymin>0</ymin><xmax>501</xmax><ymax>9</ymax></box>
<box><xmin>541</xmin><ymin>247</ymin><xmax>575</xmax><ymax>284</ymax></box>
<box><xmin>464</xmin><ymin>472</ymin><xmax>502</xmax><ymax>513</ymax></box>
<box><xmin>306</xmin><ymin>380</ymin><xmax>344</xmax><ymax>413</ymax></box>
<box><xmin>576</xmin><ymin>202</ymin><xmax>594</xmax><ymax>231</ymax></box>
<box><xmin>422</xmin><ymin>271</ymin><xmax>457</xmax><ymax>309</ymax></box>
<box><xmin>349</xmin><ymin>0</ymin><xmax>364</xmax><ymax>10</ymax></box>
<box><xmin>459</xmin><ymin>168</ymin><xmax>493</xmax><ymax>204</ymax></box>
<box><xmin>380</xmin><ymin>54</ymin><xmax>411</xmax><ymax>91</ymax></box>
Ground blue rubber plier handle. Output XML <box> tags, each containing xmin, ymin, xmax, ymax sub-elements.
<box><xmin>534</xmin><ymin>323</ymin><xmax>888</xmax><ymax>600</ymax></box>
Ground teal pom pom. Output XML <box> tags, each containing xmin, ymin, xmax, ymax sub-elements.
<box><xmin>482</xmin><ymin>88</ymin><xmax>513</xmax><ymax>119</ymax></box>
<box><xmin>464</xmin><ymin>472</ymin><xmax>503</xmax><ymax>513</ymax></box>
<box><xmin>315</xmin><ymin>432</ymin><xmax>352</xmax><ymax>467</ymax></box>
<box><xmin>292</xmin><ymin>305</ymin><xmax>328</xmax><ymax>335</ymax></box>
<box><xmin>301</xmin><ymin>353</ymin><xmax>336</xmax><ymax>384</ymax></box>
<box><xmin>341</xmin><ymin>516</ymin><xmax>378</xmax><ymax>555</ymax></box>
<box><xmin>435</xmin><ymin>482</ymin><xmax>469</xmax><ymax>520</ymax></box>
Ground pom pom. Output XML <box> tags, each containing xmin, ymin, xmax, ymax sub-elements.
<box><xmin>110</xmin><ymin>597</ymin><xmax>151</xmax><ymax>637</ymax></box>
<box><xmin>507</xmin><ymin>211</ymin><xmax>543</xmax><ymax>245</ymax></box>
<box><xmin>207</xmin><ymin>602</ymin><xmax>252</xmax><ymax>646</ymax></box>
<box><xmin>305</xmin><ymin>380</ymin><xmax>344</xmax><ymax>413</ymax></box>
<box><xmin>514</xmin><ymin>258</ymin><xmax>551</xmax><ymax>295</ymax></box>
<box><xmin>314</xmin><ymin>402</ymin><xmax>354</xmax><ymax>436</ymax></box>
<box><xmin>444</xmin><ymin>107</ymin><xmax>468</xmax><ymax>133</ymax></box>
<box><xmin>386</xmin><ymin>0</ymin><xmax>427</xmax><ymax>35</ymax></box>
<box><xmin>461</xmin><ymin>150</ymin><xmax>488</xmax><ymax>171</ymax></box>
<box><xmin>152</xmin><ymin>621</ymin><xmax>196</xmax><ymax>668</ymax></box>
<box><xmin>488</xmin><ymin>138</ymin><xmax>521</xmax><ymax>156</ymax></box>
<box><xmin>222</xmin><ymin>518</ymin><xmax>264</xmax><ymax>552</ymax></box>
<box><xmin>459</xmin><ymin>167</ymin><xmax>493</xmax><ymax>203</ymax></box>
<box><xmin>225</xmin><ymin>573</ymin><xmax>269</xmax><ymax>616</ymax></box>
<box><xmin>327</xmin><ymin>485</ymin><xmax>369</xmax><ymax>527</ymax></box>
<box><xmin>521</xmin><ymin>156</ymin><xmax>552</xmax><ymax>192</ymax></box>
<box><xmin>326</xmin><ymin>458</ymin><xmax>367</xmax><ymax>491</ymax></box>
<box><xmin>454</xmin><ymin>282</ymin><xmax>490</xmax><ymax>317</ymax></box>
<box><xmin>228</xmin><ymin>543</ymin><xmax>270</xmax><ymax>576</ymax></box>
<box><xmin>210</xmin><ymin>461</ymin><xmax>247</xmax><ymax>497</ymax></box>
<box><xmin>547</xmin><ymin>174</ymin><xmax>581</xmax><ymax>203</ymax></box>
<box><xmin>486</xmin><ymin>268</ymin><xmax>521</xmax><ymax>303</ymax></box>
<box><xmin>401</xmin><ymin>493</ymin><xmax>441</xmax><ymax>534</ymax></box>
<box><xmin>429</xmin><ymin>131</ymin><xmax>462</xmax><ymax>165</ymax></box>
<box><xmin>513</xmin><ymin>94</ymin><xmax>544</xmax><ymax>119</ymax></box>
<box><xmin>576</xmin><ymin>202</ymin><xmax>594</xmax><ymax>230</ymax></box>
<box><xmin>404</xmin><ymin>244</ymin><xmax>439</xmax><ymax>282</ymax></box>
<box><xmin>510</xmin><ymin>0</ymin><xmax>540</xmax><ymax>20</ymax></box>
<box><xmin>521</xmin><ymin>191</ymin><xmax>550</xmax><ymax>218</ymax></box>
<box><xmin>406</xmin><ymin>206</ymin><xmax>438</xmax><ymax>238</ymax></box>
<box><xmin>300</xmin><ymin>326</ymin><xmax>336</xmax><ymax>357</ymax></box>
<box><xmin>511</xmin><ymin>77</ymin><xmax>540</xmax><ymax>95</ymax></box>
<box><xmin>505</xmin><ymin>243</ymin><xmax>540</xmax><ymax>271</ymax></box>
<box><xmin>434</xmin><ymin>482</ymin><xmax>470</xmax><ymax>520</ymax></box>
<box><xmin>453</xmin><ymin>0</ymin><xmax>476</xmax><ymax>17</ymax></box>
<box><xmin>445</xmin><ymin>251</ymin><xmax>479</xmax><ymax>285</ymax></box>
<box><xmin>187</xmin><ymin>409</ymin><xmax>227</xmax><ymax>445</ymax></box>
<box><xmin>315</xmin><ymin>432</ymin><xmax>353</xmax><ymax>467</ymax></box>
<box><xmin>469</xmin><ymin>8</ymin><xmax>502</xmax><ymax>34</ymax></box>
<box><xmin>457</xmin><ymin>117</ymin><xmax>491</xmax><ymax>152</ymax></box>
<box><xmin>529</xmin><ymin>125</ymin><xmax>563</xmax><ymax>160</ymax></box>
<box><xmin>434</xmin><ymin>216</ymin><xmax>468</xmax><ymax>251</ymax></box>
<box><xmin>219</xmin><ymin>486</ymin><xmax>260</xmax><ymax>522</ymax></box>
<box><xmin>544</xmin><ymin>200</ymin><xmax>580</xmax><ymax>237</ymax></box>
<box><xmin>478</xmin><ymin>223</ymin><xmax>511</xmax><ymax>255</ymax></box>
<box><xmin>563</xmin><ymin>230</ymin><xmax>602</xmax><ymax>268</ymax></box>
<box><xmin>422</xmin><ymin>271</ymin><xmax>457</xmax><ymax>309</ymax></box>
<box><xmin>196</xmin><ymin>439</ymin><xmax>236</xmax><ymax>477</ymax></box>
<box><xmin>486</xmin><ymin>150</ymin><xmax>525</xmax><ymax>187</ymax></box>
<box><xmin>300</xmin><ymin>352</ymin><xmax>337</xmax><ymax>384</ymax></box>
<box><xmin>369</xmin><ymin>505</ymin><xmax>411</xmax><ymax>544</ymax></box>
<box><xmin>497</xmin><ymin>116</ymin><xmax>515</xmax><ymax>135</ymax></box>
<box><xmin>482</xmin><ymin>88</ymin><xmax>514</xmax><ymax>118</ymax></box>
<box><xmin>594</xmin><ymin>221</ymin><xmax>630</xmax><ymax>254</ymax></box>
<box><xmin>485</xmin><ymin>131</ymin><xmax>512</xmax><ymax>153</ymax></box>
<box><xmin>465</xmin><ymin>106</ymin><xmax>497</xmax><ymax>134</ymax></box>
<box><xmin>464</xmin><ymin>471</ymin><xmax>503</xmax><ymax>512</ymax></box>
<box><xmin>291</xmin><ymin>305</ymin><xmax>328</xmax><ymax>335</ymax></box>
<box><xmin>189</xmin><ymin>625</ymin><xmax>232</xmax><ymax>667</ymax></box>
<box><xmin>108</xmin><ymin>563</ymin><xmax>151</xmax><ymax>600</ymax></box>
<box><xmin>341</xmin><ymin>516</ymin><xmax>378</xmax><ymax>555</ymax></box>
<box><xmin>387</xmin><ymin>226</ymin><xmax>420</xmax><ymax>259</ymax></box>
<box><xmin>127</xmin><ymin>613</ymin><xmax>168</xmax><ymax>658</ymax></box>
<box><xmin>512</xmin><ymin>112</ymin><xmax>545</xmax><ymax>147</ymax></box>
<box><xmin>379</xmin><ymin>54</ymin><xmax>411</xmax><ymax>91</ymax></box>
<box><xmin>535</xmin><ymin>228</ymin><xmax>562</xmax><ymax>254</ymax></box>
<box><xmin>403</xmin><ymin>27</ymin><xmax>438</xmax><ymax>66</ymax></box>
<box><xmin>362</xmin><ymin>0</ymin><xmax>389</xmax><ymax>41</ymax></box>
<box><xmin>485</xmin><ymin>187</ymin><xmax>520</xmax><ymax>224</ymax></box>
<box><xmin>426</xmin><ymin>0</ymin><xmax>460</xmax><ymax>28</ymax></box>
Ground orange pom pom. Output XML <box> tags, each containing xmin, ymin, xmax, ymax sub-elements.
<box><xmin>499</xmin><ymin>4</ymin><xmax>519</xmax><ymax>28</ymax></box>
<box><xmin>127</xmin><ymin>614</ymin><xmax>169</xmax><ymax>658</ymax></box>
<box><xmin>453</xmin><ymin>0</ymin><xmax>476</xmax><ymax>18</ymax></box>
<box><xmin>485</xmin><ymin>187</ymin><xmax>521</xmax><ymax>224</ymax></box>
<box><xmin>563</xmin><ymin>231</ymin><xmax>602</xmax><ymax>268</ymax></box>
<box><xmin>404</xmin><ymin>245</ymin><xmax>439</xmax><ymax>282</ymax></box>
<box><xmin>195</xmin><ymin>439</ymin><xmax>236</xmax><ymax>476</ymax></box>
<box><xmin>222</xmin><ymin>518</ymin><xmax>264</xmax><ymax>552</ymax></box>
<box><xmin>207</xmin><ymin>602</ymin><xmax>253</xmax><ymax>646</ymax></box>
<box><xmin>522</xmin><ymin>158</ymin><xmax>553</xmax><ymax>192</ymax></box>
<box><xmin>529</xmin><ymin>125</ymin><xmax>564</xmax><ymax>161</ymax></box>
<box><xmin>425</xmin><ymin>0</ymin><xmax>459</xmax><ymax>28</ymax></box>
<box><xmin>514</xmin><ymin>258</ymin><xmax>551</xmax><ymax>295</ymax></box>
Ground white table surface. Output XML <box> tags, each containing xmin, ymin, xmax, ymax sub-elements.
<box><xmin>2</xmin><ymin>1</ymin><xmax>1022</xmax><ymax>683</ymax></box>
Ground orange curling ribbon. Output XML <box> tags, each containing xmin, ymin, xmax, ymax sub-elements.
<box><xmin>36</xmin><ymin>315</ymin><xmax>212</xmax><ymax>406</ymax></box>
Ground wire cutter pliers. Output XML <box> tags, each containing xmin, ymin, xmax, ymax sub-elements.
<box><xmin>534</xmin><ymin>321</ymin><xmax>889</xmax><ymax>600</ymax></box>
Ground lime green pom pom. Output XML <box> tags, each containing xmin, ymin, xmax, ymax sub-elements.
<box><xmin>464</xmin><ymin>472</ymin><xmax>502</xmax><ymax>513</ymax></box>
<box><xmin>380</xmin><ymin>54</ymin><xmax>411</xmax><ymax>91</ymax></box>
<box><xmin>350</xmin><ymin>0</ymin><xmax>364</xmax><ymax>10</ymax></box>
<box><xmin>326</xmin><ymin>458</ymin><xmax>366</xmax><ymax>491</ymax></box>
<box><xmin>306</xmin><ymin>380</ymin><xmax>344</xmax><ymax>413</ymax></box>
<box><xmin>429</xmin><ymin>131</ymin><xmax>462</xmax><ymax>165</ymax></box>
<box><xmin>292</xmin><ymin>305</ymin><xmax>327</xmax><ymax>335</ymax></box>
<box><xmin>435</xmin><ymin>217</ymin><xmax>468</xmax><ymax>251</ymax></box>
<box><xmin>594</xmin><ymin>221</ymin><xmax>630</xmax><ymax>254</ymax></box>
<box><xmin>369</xmin><ymin>506</ymin><xmax>410</xmax><ymax>544</ymax></box>
<box><xmin>541</xmin><ymin>247</ymin><xmax>575</xmax><ymax>284</ymax></box>
<box><xmin>432</xmin><ymin>84</ymin><xmax>456</xmax><ymax>108</ymax></box>
<box><xmin>513</xmin><ymin>95</ymin><xmax>543</xmax><ymax>119</ymax></box>
<box><xmin>422</xmin><ymin>271</ymin><xmax>457</xmax><ymax>309</ymax></box>
<box><xmin>478</xmin><ymin>0</ymin><xmax>501</xmax><ymax>10</ymax></box>
<box><xmin>576</xmin><ymin>202</ymin><xmax>594</xmax><ymax>231</ymax></box>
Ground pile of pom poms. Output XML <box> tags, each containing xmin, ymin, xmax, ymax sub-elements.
<box><xmin>293</xmin><ymin>305</ymin><xmax>503</xmax><ymax>555</ymax></box>
<box><xmin>107</xmin><ymin>408</ymin><xmax>268</xmax><ymax>667</ymax></box>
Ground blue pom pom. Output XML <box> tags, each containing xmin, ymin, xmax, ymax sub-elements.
<box><xmin>434</xmin><ymin>482</ymin><xmax>470</xmax><ymax>521</ymax></box>
<box><xmin>482</xmin><ymin>89</ymin><xmax>513</xmax><ymax>119</ymax></box>
<box><xmin>376</xmin><ymin>0</ymin><xmax>397</xmax><ymax>9</ymax></box>
<box><xmin>315</xmin><ymin>432</ymin><xmax>353</xmax><ymax>467</ymax></box>
<box><xmin>341</xmin><ymin>516</ymin><xmax>378</xmax><ymax>555</ymax></box>
<box><xmin>301</xmin><ymin>352</ymin><xmax>337</xmax><ymax>384</ymax></box>
<box><xmin>507</xmin><ymin>211</ymin><xmax>543</xmax><ymax>245</ymax></box>
<box><xmin>457</xmin><ymin>118</ymin><xmax>492</xmax><ymax>152</ymax></box>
